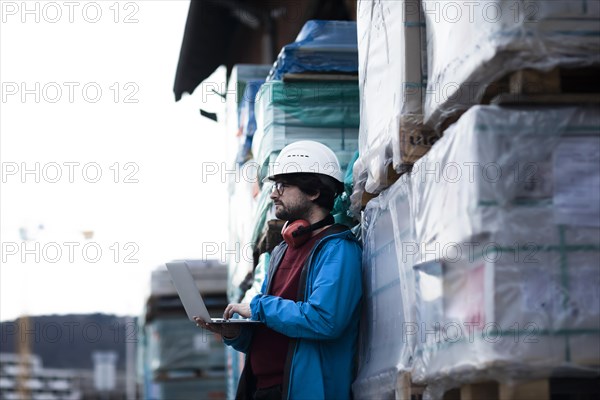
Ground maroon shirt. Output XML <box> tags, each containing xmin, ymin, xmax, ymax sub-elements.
<box><xmin>249</xmin><ymin>230</ymin><xmax>327</xmax><ymax>389</ymax></box>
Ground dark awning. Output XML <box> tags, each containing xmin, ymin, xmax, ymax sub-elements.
<box><xmin>173</xmin><ymin>1</ymin><xmax>239</xmax><ymax>101</ymax></box>
<box><xmin>173</xmin><ymin>0</ymin><xmax>356</xmax><ymax>102</ymax></box>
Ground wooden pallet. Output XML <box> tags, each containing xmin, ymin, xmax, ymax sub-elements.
<box><xmin>439</xmin><ymin>66</ymin><xmax>600</xmax><ymax>133</ymax></box>
<box><xmin>359</xmin><ymin>115</ymin><xmax>441</xmax><ymax>209</ymax></box>
<box><xmin>397</xmin><ymin>372</ymin><xmax>426</xmax><ymax>400</ymax></box>
<box><xmin>359</xmin><ymin>164</ymin><xmax>404</xmax><ymax>208</ymax></box>
<box><xmin>440</xmin><ymin>376</ymin><xmax>600</xmax><ymax>400</ymax></box>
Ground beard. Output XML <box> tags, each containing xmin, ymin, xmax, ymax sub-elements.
<box><xmin>275</xmin><ymin>198</ymin><xmax>312</xmax><ymax>221</ymax></box>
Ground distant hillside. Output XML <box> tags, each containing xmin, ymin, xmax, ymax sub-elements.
<box><xmin>0</xmin><ymin>313</ymin><xmax>136</xmax><ymax>370</ymax></box>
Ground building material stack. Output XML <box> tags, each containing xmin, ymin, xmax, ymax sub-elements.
<box><xmin>137</xmin><ymin>260</ymin><xmax>228</xmax><ymax>400</ymax></box>
<box><xmin>252</xmin><ymin>80</ymin><xmax>360</xmax><ymax>184</ymax></box>
<box><xmin>225</xmin><ymin>65</ymin><xmax>272</xmax><ymax>165</ymax></box>
<box><xmin>353</xmin><ymin>1</ymin><xmax>434</xmax><ymax>397</ymax></box>
<box><xmin>353</xmin><ymin>175</ymin><xmax>419</xmax><ymax>399</ymax></box>
<box><xmin>267</xmin><ymin>20</ymin><xmax>361</xmax><ymax>81</ymax></box>
<box><xmin>224</xmin><ymin>66</ymin><xmax>272</xmax><ymax>399</ymax></box>
<box><xmin>224</xmin><ymin>19</ymin><xmax>362</xmax><ymax>400</ymax></box>
<box><xmin>351</xmin><ymin>0</ymin><xmax>436</xmax><ymax>215</ymax></box>
<box><xmin>422</xmin><ymin>0</ymin><xmax>600</xmax><ymax>131</ymax></box>
<box><xmin>410</xmin><ymin>105</ymin><xmax>600</xmax><ymax>398</ymax></box>
<box><xmin>354</xmin><ymin>1</ymin><xmax>599</xmax><ymax>399</ymax></box>
<box><xmin>225</xmin><ymin>65</ymin><xmax>271</xmax><ymax>307</ymax></box>
<box><xmin>253</xmin><ymin>21</ymin><xmax>361</xmax><ymax>184</ymax></box>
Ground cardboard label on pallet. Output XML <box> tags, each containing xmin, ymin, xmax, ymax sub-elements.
<box><xmin>397</xmin><ymin>114</ymin><xmax>441</xmax><ymax>166</ymax></box>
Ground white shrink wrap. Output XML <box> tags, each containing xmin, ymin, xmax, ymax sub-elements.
<box><xmin>349</xmin><ymin>158</ymin><xmax>369</xmax><ymax>217</ymax></box>
<box><xmin>227</xmin><ymin>161</ymin><xmax>259</xmax><ymax>302</ymax></box>
<box><xmin>225</xmin><ymin>65</ymin><xmax>272</xmax><ymax>162</ymax></box>
<box><xmin>411</xmin><ymin>105</ymin><xmax>600</xmax><ymax>260</ymax></box>
<box><xmin>252</xmin><ymin>81</ymin><xmax>359</xmax><ymax>181</ymax></box>
<box><xmin>409</xmin><ymin>105</ymin><xmax>600</xmax><ymax>396</ymax></box>
<box><xmin>422</xmin><ymin>0</ymin><xmax>600</xmax><ymax>130</ymax></box>
<box><xmin>353</xmin><ymin>175</ymin><xmax>418</xmax><ymax>399</ymax></box>
<box><xmin>357</xmin><ymin>0</ymin><xmax>428</xmax><ymax>192</ymax></box>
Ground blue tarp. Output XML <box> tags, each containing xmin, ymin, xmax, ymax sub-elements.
<box><xmin>268</xmin><ymin>20</ymin><xmax>358</xmax><ymax>81</ymax></box>
<box><xmin>236</xmin><ymin>79</ymin><xmax>264</xmax><ymax>164</ymax></box>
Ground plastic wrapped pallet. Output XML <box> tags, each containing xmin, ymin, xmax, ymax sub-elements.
<box><xmin>422</xmin><ymin>0</ymin><xmax>600</xmax><ymax>130</ymax></box>
<box><xmin>236</xmin><ymin>80</ymin><xmax>264</xmax><ymax>165</ymax></box>
<box><xmin>250</xmin><ymin>181</ymin><xmax>275</xmax><ymax>249</ymax></box>
<box><xmin>151</xmin><ymin>260</ymin><xmax>227</xmax><ymax>297</ymax></box>
<box><xmin>408</xmin><ymin>105</ymin><xmax>600</xmax><ymax>396</ymax></box>
<box><xmin>333</xmin><ymin>150</ymin><xmax>360</xmax><ymax>227</ymax></box>
<box><xmin>146</xmin><ymin>317</ymin><xmax>225</xmax><ymax>372</ymax></box>
<box><xmin>226</xmin><ymin>64</ymin><xmax>271</xmax><ymax>136</ymax></box>
<box><xmin>411</xmin><ymin>105</ymin><xmax>600</xmax><ymax>261</ymax></box>
<box><xmin>255</xmin><ymin>81</ymin><xmax>360</xmax><ymax>132</ymax></box>
<box><xmin>353</xmin><ymin>175</ymin><xmax>418</xmax><ymax>399</ymax></box>
<box><xmin>226</xmin><ymin>64</ymin><xmax>272</xmax><ymax>162</ymax></box>
<box><xmin>350</xmin><ymin>158</ymin><xmax>369</xmax><ymax>217</ymax></box>
<box><xmin>268</xmin><ymin>20</ymin><xmax>359</xmax><ymax>81</ymax></box>
<box><xmin>357</xmin><ymin>0</ymin><xmax>428</xmax><ymax>193</ymax></box>
<box><xmin>154</xmin><ymin>377</ymin><xmax>226</xmax><ymax>400</ymax></box>
<box><xmin>227</xmin><ymin>161</ymin><xmax>259</xmax><ymax>302</ymax></box>
<box><xmin>252</xmin><ymin>81</ymin><xmax>359</xmax><ymax>179</ymax></box>
<box><xmin>225</xmin><ymin>345</ymin><xmax>245</xmax><ymax>400</ymax></box>
<box><xmin>363</xmin><ymin>115</ymin><xmax>441</xmax><ymax>194</ymax></box>
<box><xmin>240</xmin><ymin>252</ymin><xmax>269</xmax><ymax>304</ymax></box>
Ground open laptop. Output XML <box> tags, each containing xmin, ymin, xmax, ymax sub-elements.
<box><xmin>165</xmin><ymin>261</ymin><xmax>261</xmax><ymax>324</ymax></box>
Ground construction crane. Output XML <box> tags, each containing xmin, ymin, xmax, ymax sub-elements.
<box><xmin>16</xmin><ymin>315</ymin><xmax>32</xmax><ymax>400</ymax></box>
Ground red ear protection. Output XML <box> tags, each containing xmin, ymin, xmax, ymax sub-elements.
<box><xmin>281</xmin><ymin>214</ymin><xmax>335</xmax><ymax>248</ymax></box>
<box><xmin>282</xmin><ymin>219</ymin><xmax>312</xmax><ymax>248</ymax></box>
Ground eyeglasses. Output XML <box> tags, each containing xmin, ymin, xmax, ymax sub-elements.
<box><xmin>271</xmin><ymin>182</ymin><xmax>289</xmax><ymax>196</ymax></box>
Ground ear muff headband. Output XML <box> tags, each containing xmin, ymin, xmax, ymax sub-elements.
<box><xmin>282</xmin><ymin>214</ymin><xmax>335</xmax><ymax>248</ymax></box>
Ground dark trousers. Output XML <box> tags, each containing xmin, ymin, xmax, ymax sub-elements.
<box><xmin>253</xmin><ymin>385</ymin><xmax>282</xmax><ymax>400</ymax></box>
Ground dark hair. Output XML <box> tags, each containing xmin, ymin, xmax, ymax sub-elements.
<box><xmin>276</xmin><ymin>173</ymin><xmax>343</xmax><ymax>211</ymax></box>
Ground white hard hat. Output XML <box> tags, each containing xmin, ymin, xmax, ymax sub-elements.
<box><xmin>264</xmin><ymin>140</ymin><xmax>343</xmax><ymax>184</ymax></box>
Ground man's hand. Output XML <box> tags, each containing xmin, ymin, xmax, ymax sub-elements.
<box><xmin>193</xmin><ymin>316</ymin><xmax>241</xmax><ymax>339</ymax></box>
<box><xmin>223</xmin><ymin>303</ymin><xmax>251</xmax><ymax>320</ymax></box>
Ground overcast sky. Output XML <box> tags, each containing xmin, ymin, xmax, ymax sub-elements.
<box><xmin>0</xmin><ymin>0</ymin><xmax>233</xmax><ymax>321</ymax></box>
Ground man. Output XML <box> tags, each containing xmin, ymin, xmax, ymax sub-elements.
<box><xmin>196</xmin><ymin>141</ymin><xmax>363</xmax><ymax>400</ymax></box>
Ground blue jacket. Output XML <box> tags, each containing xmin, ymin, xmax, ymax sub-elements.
<box><xmin>225</xmin><ymin>226</ymin><xmax>363</xmax><ymax>400</ymax></box>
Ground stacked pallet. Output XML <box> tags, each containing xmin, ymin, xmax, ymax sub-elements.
<box><xmin>422</xmin><ymin>0</ymin><xmax>600</xmax><ymax>131</ymax></box>
<box><xmin>223</xmin><ymin>65</ymin><xmax>273</xmax><ymax>400</ymax></box>
<box><xmin>410</xmin><ymin>106</ymin><xmax>600</xmax><ymax>399</ymax></box>
<box><xmin>249</xmin><ymin>19</ymin><xmax>361</xmax><ymax>277</ymax></box>
<box><xmin>353</xmin><ymin>175</ymin><xmax>418</xmax><ymax>399</ymax></box>
<box><xmin>137</xmin><ymin>260</ymin><xmax>228</xmax><ymax>400</ymax></box>
<box><xmin>351</xmin><ymin>0</ymin><xmax>438</xmax><ymax>215</ymax></box>
<box><xmin>224</xmin><ymin>20</ymin><xmax>363</xmax><ymax>400</ymax></box>
<box><xmin>225</xmin><ymin>65</ymin><xmax>272</xmax><ymax>306</ymax></box>
<box><xmin>354</xmin><ymin>1</ymin><xmax>600</xmax><ymax>399</ymax></box>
